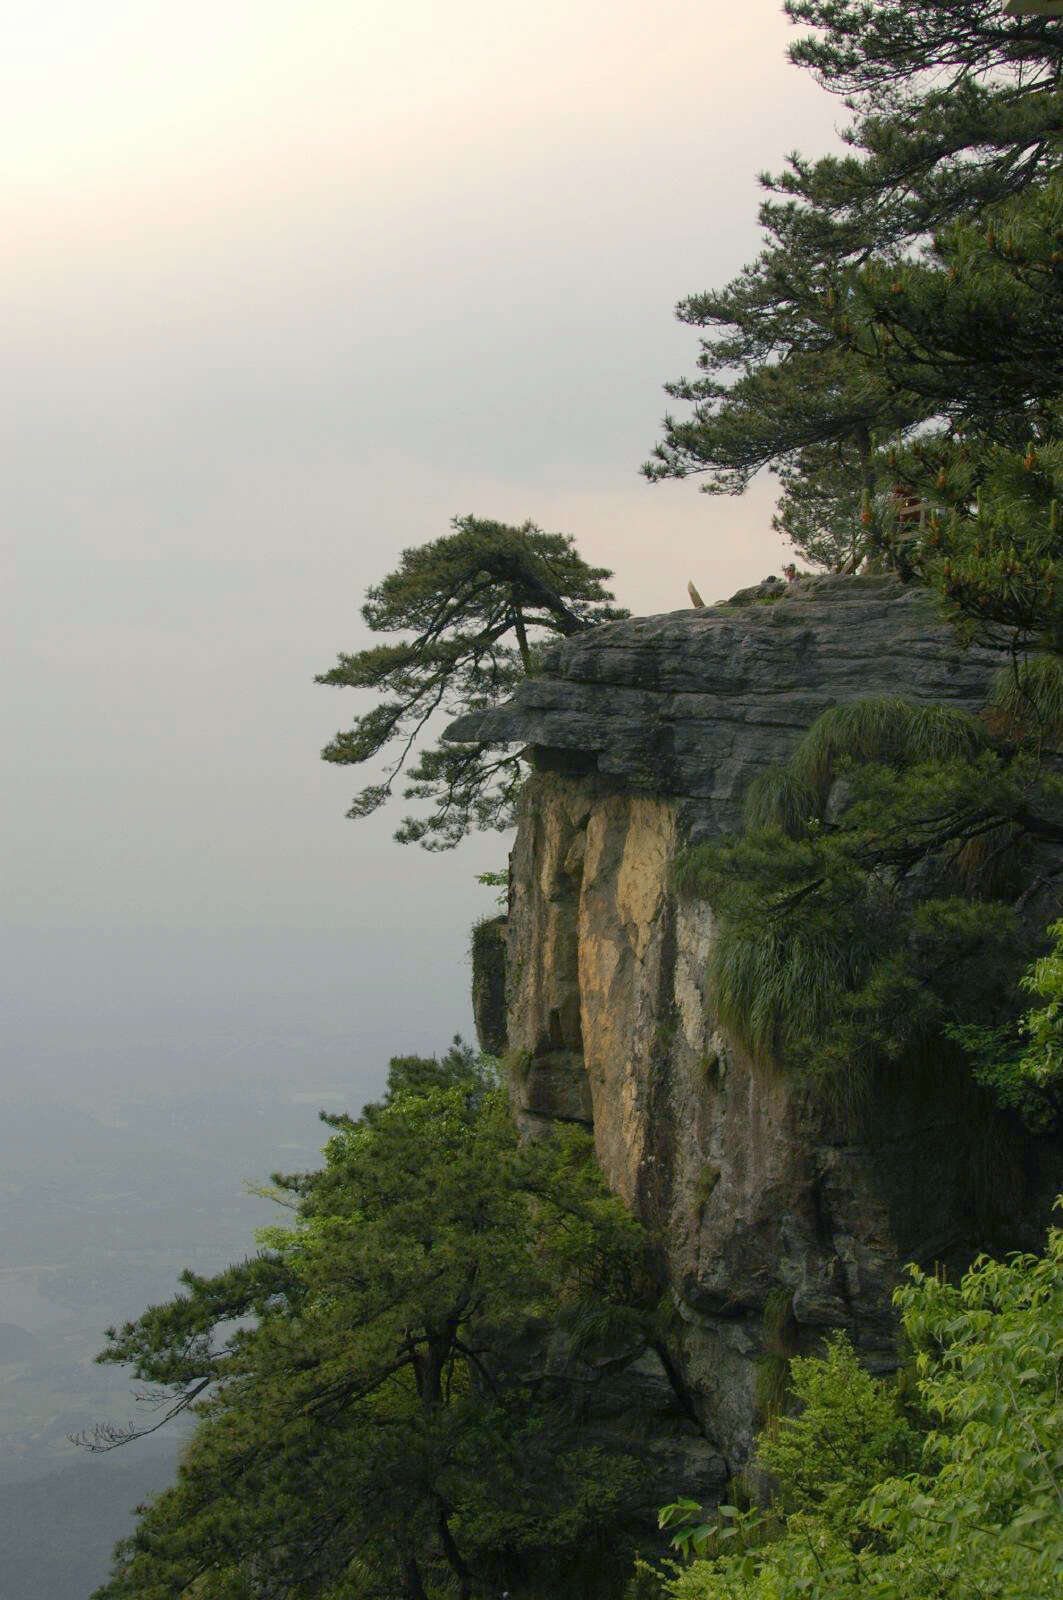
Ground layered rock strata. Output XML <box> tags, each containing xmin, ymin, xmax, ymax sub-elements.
<box><xmin>447</xmin><ymin>574</ymin><xmax>1006</xmax><ymax>841</ymax></box>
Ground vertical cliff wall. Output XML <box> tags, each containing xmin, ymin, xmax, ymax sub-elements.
<box><xmin>452</xmin><ymin>575</ymin><xmax>1063</xmax><ymax>1468</ymax></box>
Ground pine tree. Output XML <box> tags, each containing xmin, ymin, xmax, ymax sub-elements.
<box><xmin>85</xmin><ymin>1047</ymin><xmax>659</xmax><ymax>1600</ymax></box>
<box><xmin>771</xmin><ymin>440</ymin><xmax>872</xmax><ymax>570</ymax></box>
<box><xmin>642</xmin><ymin>203</ymin><xmax>925</xmax><ymax>568</ymax></box>
<box><xmin>646</xmin><ymin>0</ymin><xmax>1063</xmax><ymax>570</ymax></box>
<box><xmin>858</xmin><ymin>176</ymin><xmax>1063</xmax><ymax>646</ymax></box>
<box><xmin>317</xmin><ymin>516</ymin><xmax>625</xmax><ymax>848</ymax></box>
<box><xmin>781</xmin><ymin>0</ymin><xmax>1063</xmax><ymax>245</ymax></box>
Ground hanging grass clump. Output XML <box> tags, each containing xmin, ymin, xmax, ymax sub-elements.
<box><xmin>708</xmin><ymin>909</ymin><xmax>878</xmax><ymax>1071</ymax></box>
<box><xmin>788</xmin><ymin>697</ymin><xmax>987</xmax><ymax>804</ymax></box>
<box><xmin>677</xmin><ymin>692</ymin><xmax>1034</xmax><ymax>1095</ymax></box>
<box><xmin>742</xmin><ymin>767</ymin><xmax>820</xmax><ymax>837</ymax></box>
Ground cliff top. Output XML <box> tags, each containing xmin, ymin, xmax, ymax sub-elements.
<box><xmin>444</xmin><ymin>573</ymin><xmax>1005</xmax><ymax>837</ymax></box>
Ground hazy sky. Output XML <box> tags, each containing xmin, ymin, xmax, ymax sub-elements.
<box><xmin>4</xmin><ymin>2</ymin><xmax>843</xmax><ymax>1105</ymax></box>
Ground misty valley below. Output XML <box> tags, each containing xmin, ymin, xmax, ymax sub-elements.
<box><xmin>0</xmin><ymin>1051</ymin><xmax>373</xmax><ymax>1600</ymax></box>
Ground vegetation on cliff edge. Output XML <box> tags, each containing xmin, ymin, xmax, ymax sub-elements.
<box><xmin>85</xmin><ymin>1044</ymin><xmax>671</xmax><ymax>1600</ymax></box>
<box><xmin>676</xmin><ymin>690</ymin><xmax>1063</xmax><ymax>1126</ymax></box>
<box><xmin>642</xmin><ymin>1214</ymin><xmax>1063</xmax><ymax>1599</ymax></box>
<box><xmin>317</xmin><ymin>516</ymin><xmax>625</xmax><ymax>849</ymax></box>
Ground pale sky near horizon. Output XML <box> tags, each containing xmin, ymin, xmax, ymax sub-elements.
<box><xmin>4</xmin><ymin>1</ymin><xmax>845</xmax><ymax>1105</ymax></box>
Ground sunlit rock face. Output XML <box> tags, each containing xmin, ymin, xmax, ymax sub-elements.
<box><xmin>451</xmin><ymin>575</ymin><xmax>1061</xmax><ymax>1469</ymax></box>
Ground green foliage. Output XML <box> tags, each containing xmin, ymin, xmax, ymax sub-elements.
<box><xmin>475</xmin><ymin>868</ymin><xmax>509</xmax><ymax>908</ymax></box>
<box><xmin>641</xmin><ymin>197</ymin><xmax>923</xmax><ymax>570</ymax></box>
<box><xmin>741</xmin><ymin>769</ymin><xmax>818</xmax><ymax>839</ymax></box>
<box><xmin>991</xmin><ymin>654</ymin><xmax>1063</xmax><ymax>747</ymax></box>
<box><xmin>698</xmin><ymin>864</ymin><xmax>878</xmax><ymax>1073</ymax></box>
<box><xmin>470</xmin><ymin>916</ymin><xmax>508</xmax><ymax>1057</ymax></box>
<box><xmin>755</xmin><ymin>1336</ymin><xmax>919</xmax><ymax>1536</ymax></box>
<box><xmin>926</xmin><ymin>437</ymin><xmax>1063</xmax><ymax>652</ymax></box>
<box><xmin>86</xmin><ymin>1043</ymin><xmax>660</xmax><ymax>1600</ymax></box>
<box><xmin>646</xmin><ymin>0</ymin><xmax>1063</xmax><ymax>579</ymax></box>
<box><xmin>771</xmin><ymin>442</ymin><xmax>867</xmax><ymax>572</ymax></box>
<box><xmin>649</xmin><ymin>1337</ymin><xmax>917</xmax><ymax>1595</ymax></box>
<box><xmin>859</xmin><ymin>174</ymin><xmax>1063</xmax><ymax>443</ymax></box>
<box><xmin>654</xmin><ymin>1218</ymin><xmax>1063</xmax><ymax>1598</ymax></box>
<box><xmin>781</xmin><ymin>0</ymin><xmax>1063</xmax><ymax>260</ymax></box>
<box><xmin>841</xmin><ymin>169</ymin><xmax>1063</xmax><ymax>652</ymax></box>
<box><xmin>500</xmin><ymin>1046</ymin><xmax>533</xmax><ymax>1084</ymax></box>
<box><xmin>657</xmin><ymin>1499</ymin><xmax>767</xmax><ymax>1567</ymax></box>
<box><xmin>1023</xmin><ymin>917</ymin><xmax>1063</xmax><ymax>1083</ymax></box>
<box><xmin>760</xmin><ymin>1288</ymin><xmax>793</xmax><ymax>1345</ymax></box>
<box><xmin>317</xmin><ymin>515</ymin><xmax>625</xmax><ymax>848</ymax></box>
<box><xmin>470</xmin><ymin>913</ymin><xmax>505</xmax><ymax>955</ymax></box>
<box><xmin>684</xmin><ymin>831</ymin><xmax>1023</xmax><ymax>1088</ymax></box>
<box><xmin>950</xmin><ymin>914</ymin><xmax>1063</xmax><ymax>1130</ymax></box>
<box><xmin>785</xmin><ymin>697</ymin><xmax>987</xmax><ymax>802</ymax></box>
<box><xmin>677</xmin><ymin>696</ymin><xmax>1054</xmax><ymax>1101</ymax></box>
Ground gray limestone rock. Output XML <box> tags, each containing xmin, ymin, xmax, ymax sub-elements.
<box><xmin>444</xmin><ymin>574</ymin><xmax>1005</xmax><ymax>839</ymax></box>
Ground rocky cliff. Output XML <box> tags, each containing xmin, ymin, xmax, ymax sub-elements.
<box><xmin>451</xmin><ymin>575</ymin><xmax>1063</xmax><ymax>1471</ymax></box>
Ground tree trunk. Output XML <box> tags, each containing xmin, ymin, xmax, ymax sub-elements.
<box><xmin>401</xmin><ymin>1551</ymin><xmax>430</xmax><ymax>1600</ymax></box>
<box><xmin>478</xmin><ymin>552</ymin><xmax>584</xmax><ymax>635</ymax></box>
<box><xmin>437</xmin><ymin>1499</ymin><xmax>474</xmax><ymax>1599</ymax></box>
<box><xmin>512</xmin><ymin>606</ymin><xmax>532</xmax><ymax>674</ymax></box>
<box><xmin>856</xmin><ymin>422</ymin><xmax>880</xmax><ymax>572</ymax></box>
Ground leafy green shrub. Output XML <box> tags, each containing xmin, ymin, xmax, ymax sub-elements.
<box><xmin>656</xmin><ymin>1217</ymin><xmax>1063</xmax><ymax>1598</ymax></box>
<box><xmin>756</xmin><ymin>1335</ymin><xmax>919</xmax><ymax>1534</ymax></box>
<box><xmin>949</xmin><ymin>914</ymin><xmax>1063</xmax><ymax>1130</ymax></box>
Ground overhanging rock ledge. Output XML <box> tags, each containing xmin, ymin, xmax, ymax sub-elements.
<box><xmin>445</xmin><ymin>573</ymin><xmax>1005</xmax><ymax>839</ymax></box>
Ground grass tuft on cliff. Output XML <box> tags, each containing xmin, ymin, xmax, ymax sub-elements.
<box><xmin>742</xmin><ymin>769</ymin><xmax>819</xmax><ymax>838</ymax></box>
<box><xmin>786</xmin><ymin>697</ymin><xmax>987</xmax><ymax>804</ymax></box>
<box><xmin>676</xmin><ymin>695</ymin><xmax>1053</xmax><ymax>1119</ymax></box>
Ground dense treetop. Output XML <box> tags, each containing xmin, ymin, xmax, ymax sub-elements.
<box><xmin>648</xmin><ymin>0</ymin><xmax>1063</xmax><ymax>578</ymax></box>
<box><xmin>87</xmin><ymin>1046</ymin><xmax>668</xmax><ymax>1600</ymax></box>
